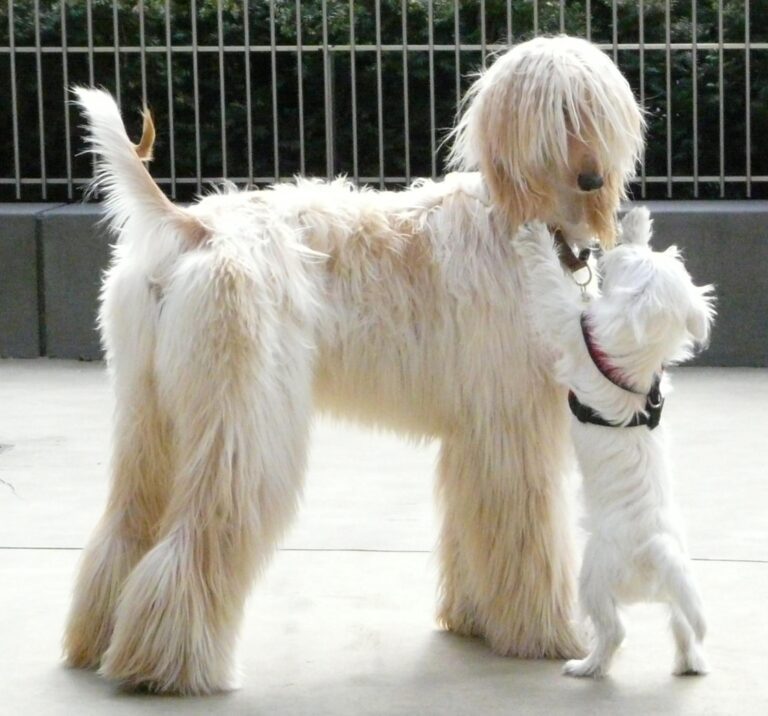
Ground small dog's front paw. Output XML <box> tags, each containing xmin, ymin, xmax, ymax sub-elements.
<box><xmin>563</xmin><ymin>657</ymin><xmax>607</xmax><ymax>679</ymax></box>
<box><xmin>516</xmin><ymin>221</ymin><xmax>551</xmax><ymax>246</ymax></box>
<box><xmin>673</xmin><ymin>646</ymin><xmax>709</xmax><ymax>676</ymax></box>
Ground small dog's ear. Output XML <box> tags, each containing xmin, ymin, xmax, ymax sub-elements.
<box><xmin>618</xmin><ymin>206</ymin><xmax>652</xmax><ymax>246</ymax></box>
<box><xmin>686</xmin><ymin>285</ymin><xmax>716</xmax><ymax>347</ymax></box>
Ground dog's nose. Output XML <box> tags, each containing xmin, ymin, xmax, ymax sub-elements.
<box><xmin>577</xmin><ymin>173</ymin><xmax>604</xmax><ymax>191</ymax></box>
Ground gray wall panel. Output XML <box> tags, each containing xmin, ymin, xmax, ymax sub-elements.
<box><xmin>0</xmin><ymin>204</ymin><xmax>59</xmax><ymax>357</ymax></box>
<box><xmin>0</xmin><ymin>201</ymin><xmax>765</xmax><ymax>365</ymax></box>
<box><xmin>39</xmin><ymin>205</ymin><xmax>109</xmax><ymax>360</ymax></box>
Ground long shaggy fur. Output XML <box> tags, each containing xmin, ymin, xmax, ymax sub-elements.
<box><xmin>517</xmin><ymin>208</ymin><xmax>715</xmax><ymax>678</ymax></box>
<box><xmin>64</xmin><ymin>36</ymin><xmax>644</xmax><ymax>695</ymax></box>
<box><xmin>449</xmin><ymin>35</ymin><xmax>644</xmax><ymax>244</ymax></box>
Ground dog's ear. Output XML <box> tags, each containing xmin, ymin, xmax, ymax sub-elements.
<box><xmin>483</xmin><ymin>158</ymin><xmax>543</xmax><ymax>229</ymax></box>
<box><xmin>686</xmin><ymin>284</ymin><xmax>716</xmax><ymax>347</ymax></box>
<box><xmin>618</xmin><ymin>206</ymin><xmax>652</xmax><ymax>246</ymax></box>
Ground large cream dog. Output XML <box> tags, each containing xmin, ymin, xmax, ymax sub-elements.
<box><xmin>64</xmin><ymin>36</ymin><xmax>644</xmax><ymax>694</ymax></box>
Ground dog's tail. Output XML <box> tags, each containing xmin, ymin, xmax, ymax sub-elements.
<box><xmin>73</xmin><ymin>87</ymin><xmax>208</xmax><ymax>246</ymax></box>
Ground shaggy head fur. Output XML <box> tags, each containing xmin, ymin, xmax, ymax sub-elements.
<box><xmin>450</xmin><ymin>35</ymin><xmax>645</xmax><ymax>246</ymax></box>
<box><xmin>593</xmin><ymin>207</ymin><xmax>716</xmax><ymax>373</ymax></box>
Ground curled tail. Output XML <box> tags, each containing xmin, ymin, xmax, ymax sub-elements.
<box><xmin>73</xmin><ymin>87</ymin><xmax>207</xmax><ymax>246</ymax></box>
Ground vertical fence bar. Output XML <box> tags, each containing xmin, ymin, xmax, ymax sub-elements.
<box><xmin>665</xmin><ymin>0</ymin><xmax>672</xmax><ymax>197</ymax></box>
<box><xmin>243</xmin><ymin>0</ymin><xmax>254</xmax><ymax>185</ymax></box>
<box><xmin>480</xmin><ymin>0</ymin><xmax>486</xmax><ymax>67</ymax></box>
<box><xmin>745</xmin><ymin>0</ymin><xmax>751</xmax><ymax>197</ymax></box>
<box><xmin>112</xmin><ymin>0</ymin><xmax>121</xmax><ymax>108</ymax></box>
<box><xmin>217</xmin><ymin>0</ymin><xmax>227</xmax><ymax>178</ymax></box>
<box><xmin>401</xmin><ymin>0</ymin><xmax>411</xmax><ymax>184</ymax></box>
<box><xmin>718</xmin><ymin>0</ymin><xmax>724</xmax><ymax>197</ymax></box>
<box><xmin>240</xmin><ymin>2</ymin><xmax>253</xmax><ymax>185</ymax></box>
<box><xmin>322</xmin><ymin>0</ymin><xmax>333</xmax><ymax>180</ymax></box>
<box><xmin>454</xmin><ymin>0</ymin><xmax>460</xmax><ymax>109</ymax></box>
<box><xmin>691</xmin><ymin>0</ymin><xmax>698</xmax><ymax>197</ymax></box>
<box><xmin>612</xmin><ymin>0</ymin><xmax>618</xmax><ymax>64</ymax></box>
<box><xmin>270</xmin><ymin>0</ymin><xmax>280</xmax><ymax>180</ymax></box>
<box><xmin>348</xmin><ymin>1</ymin><xmax>358</xmax><ymax>183</ymax></box>
<box><xmin>506</xmin><ymin>0</ymin><xmax>512</xmax><ymax>45</ymax></box>
<box><xmin>294</xmin><ymin>0</ymin><xmax>304</xmax><ymax>175</ymax></box>
<box><xmin>191</xmin><ymin>0</ymin><xmax>202</xmax><ymax>193</ymax></box>
<box><xmin>638</xmin><ymin>0</ymin><xmax>646</xmax><ymax>198</ymax></box>
<box><xmin>428</xmin><ymin>0</ymin><xmax>436</xmax><ymax>178</ymax></box>
<box><xmin>8</xmin><ymin>0</ymin><xmax>20</xmax><ymax>198</ymax></box>
<box><xmin>85</xmin><ymin>0</ymin><xmax>96</xmax><ymax>194</ymax></box>
<box><xmin>533</xmin><ymin>0</ymin><xmax>538</xmax><ymax>35</ymax></box>
<box><xmin>139</xmin><ymin>0</ymin><xmax>147</xmax><ymax>107</ymax></box>
<box><xmin>375</xmin><ymin>0</ymin><xmax>384</xmax><ymax>188</ymax></box>
<box><xmin>164</xmin><ymin>0</ymin><xmax>176</xmax><ymax>198</ymax></box>
<box><xmin>586</xmin><ymin>0</ymin><xmax>592</xmax><ymax>40</ymax></box>
<box><xmin>61</xmin><ymin>0</ymin><xmax>73</xmax><ymax>200</ymax></box>
<box><xmin>34</xmin><ymin>0</ymin><xmax>46</xmax><ymax>199</ymax></box>
<box><xmin>560</xmin><ymin>0</ymin><xmax>565</xmax><ymax>33</ymax></box>
<box><xmin>86</xmin><ymin>0</ymin><xmax>94</xmax><ymax>86</ymax></box>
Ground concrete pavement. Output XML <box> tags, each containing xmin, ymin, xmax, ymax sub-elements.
<box><xmin>0</xmin><ymin>360</ymin><xmax>766</xmax><ymax>714</ymax></box>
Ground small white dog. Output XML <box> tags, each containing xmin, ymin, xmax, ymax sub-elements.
<box><xmin>517</xmin><ymin>208</ymin><xmax>715</xmax><ymax>678</ymax></box>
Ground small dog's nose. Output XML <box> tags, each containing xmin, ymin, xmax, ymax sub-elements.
<box><xmin>577</xmin><ymin>173</ymin><xmax>604</xmax><ymax>191</ymax></box>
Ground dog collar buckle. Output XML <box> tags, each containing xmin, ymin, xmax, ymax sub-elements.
<box><xmin>644</xmin><ymin>377</ymin><xmax>665</xmax><ymax>430</ymax></box>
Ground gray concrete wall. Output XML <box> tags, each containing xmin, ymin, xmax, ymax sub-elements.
<box><xmin>0</xmin><ymin>201</ymin><xmax>766</xmax><ymax>365</ymax></box>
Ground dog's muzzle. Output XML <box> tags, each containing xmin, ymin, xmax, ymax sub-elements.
<box><xmin>577</xmin><ymin>173</ymin><xmax>604</xmax><ymax>192</ymax></box>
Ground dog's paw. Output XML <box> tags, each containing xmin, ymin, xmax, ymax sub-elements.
<box><xmin>618</xmin><ymin>206</ymin><xmax>652</xmax><ymax>247</ymax></box>
<box><xmin>673</xmin><ymin>646</ymin><xmax>709</xmax><ymax>676</ymax></box>
<box><xmin>516</xmin><ymin>221</ymin><xmax>552</xmax><ymax>247</ymax></box>
<box><xmin>563</xmin><ymin>657</ymin><xmax>608</xmax><ymax>679</ymax></box>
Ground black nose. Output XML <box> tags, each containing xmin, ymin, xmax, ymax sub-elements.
<box><xmin>577</xmin><ymin>173</ymin><xmax>604</xmax><ymax>191</ymax></box>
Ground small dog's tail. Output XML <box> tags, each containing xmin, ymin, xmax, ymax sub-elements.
<box><xmin>73</xmin><ymin>87</ymin><xmax>207</xmax><ymax>246</ymax></box>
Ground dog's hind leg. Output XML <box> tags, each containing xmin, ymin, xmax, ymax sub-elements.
<box><xmin>563</xmin><ymin>539</ymin><xmax>625</xmax><ymax>678</ymax></box>
<box><xmin>670</xmin><ymin>604</ymin><xmax>708</xmax><ymax>675</ymax></box>
<box><xmin>644</xmin><ymin>535</ymin><xmax>708</xmax><ymax>675</ymax></box>
<box><xmin>99</xmin><ymin>248</ymin><xmax>314</xmax><ymax>694</ymax></box>
<box><xmin>436</xmin><ymin>374</ymin><xmax>584</xmax><ymax>660</ymax></box>
<box><xmin>64</xmin><ymin>262</ymin><xmax>173</xmax><ymax>669</ymax></box>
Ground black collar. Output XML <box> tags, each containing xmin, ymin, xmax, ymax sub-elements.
<box><xmin>569</xmin><ymin>314</ymin><xmax>665</xmax><ymax>430</ymax></box>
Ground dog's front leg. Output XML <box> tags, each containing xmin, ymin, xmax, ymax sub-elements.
<box><xmin>436</xmin><ymin>373</ymin><xmax>584</xmax><ymax>660</ymax></box>
<box><xmin>516</xmin><ymin>222</ymin><xmax>584</xmax><ymax>346</ymax></box>
<box><xmin>563</xmin><ymin>538</ymin><xmax>626</xmax><ymax>678</ymax></box>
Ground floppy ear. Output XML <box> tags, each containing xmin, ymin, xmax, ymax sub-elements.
<box><xmin>465</xmin><ymin>65</ymin><xmax>550</xmax><ymax>229</ymax></box>
<box><xmin>585</xmin><ymin>174</ymin><xmax>620</xmax><ymax>248</ymax></box>
<box><xmin>483</xmin><ymin>155</ymin><xmax>544</xmax><ymax>230</ymax></box>
<box><xmin>686</xmin><ymin>285</ymin><xmax>716</xmax><ymax>347</ymax></box>
<box><xmin>618</xmin><ymin>206</ymin><xmax>652</xmax><ymax>246</ymax></box>
<box><xmin>446</xmin><ymin>47</ymin><xmax>557</xmax><ymax>229</ymax></box>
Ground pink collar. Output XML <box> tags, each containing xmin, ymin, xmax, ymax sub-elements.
<box><xmin>580</xmin><ymin>314</ymin><xmax>653</xmax><ymax>395</ymax></box>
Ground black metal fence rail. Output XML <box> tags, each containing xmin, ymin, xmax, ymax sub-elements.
<box><xmin>1</xmin><ymin>1</ymin><xmax>765</xmax><ymax>201</ymax></box>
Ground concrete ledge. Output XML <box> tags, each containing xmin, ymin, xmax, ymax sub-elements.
<box><xmin>38</xmin><ymin>204</ymin><xmax>109</xmax><ymax>360</ymax></box>
<box><xmin>0</xmin><ymin>205</ymin><xmax>53</xmax><ymax>357</ymax></box>
<box><xmin>0</xmin><ymin>201</ymin><xmax>766</xmax><ymax>365</ymax></box>
<box><xmin>641</xmin><ymin>202</ymin><xmax>768</xmax><ymax>367</ymax></box>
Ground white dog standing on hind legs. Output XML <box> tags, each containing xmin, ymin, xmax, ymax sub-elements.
<box><xmin>63</xmin><ymin>35</ymin><xmax>646</xmax><ymax>694</ymax></box>
<box><xmin>517</xmin><ymin>207</ymin><xmax>715</xmax><ymax>679</ymax></box>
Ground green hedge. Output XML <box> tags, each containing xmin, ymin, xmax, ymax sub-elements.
<box><xmin>1</xmin><ymin>1</ymin><xmax>765</xmax><ymax>200</ymax></box>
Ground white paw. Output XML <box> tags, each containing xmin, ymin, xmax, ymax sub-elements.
<box><xmin>563</xmin><ymin>657</ymin><xmax>607</xmax><ymax>679</ymax></box>
<box><xmin>673</xmin><ymin>647</ymin><xmax>709</xmax><ymax>676</ymax></box>
<box><xmin>516</xmin><ymin>221</ymin><xmax>551</xmax><ymax>246</ymax></box>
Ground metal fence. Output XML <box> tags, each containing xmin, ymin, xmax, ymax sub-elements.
<box><xmin>1</xmin><ymin>1</ymin><xmax>765</xmax><ymax>202</ymax></box>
